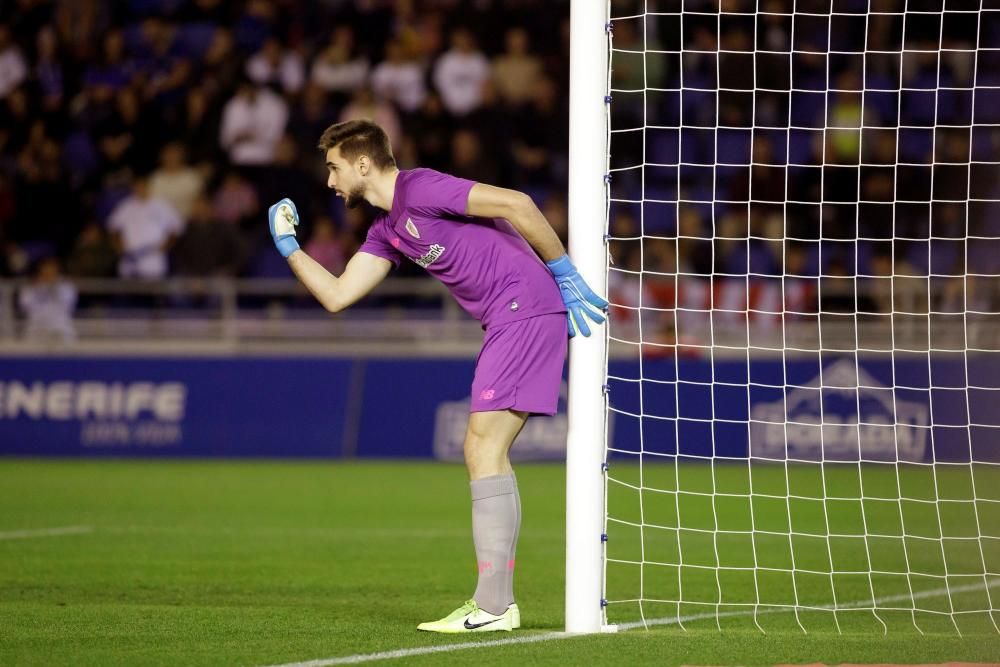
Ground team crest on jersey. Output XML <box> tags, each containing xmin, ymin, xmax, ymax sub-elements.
<box><xmin>405</xmin><ymin>218</ymin><xmax>420</xmax><ymax>239</ymax></box>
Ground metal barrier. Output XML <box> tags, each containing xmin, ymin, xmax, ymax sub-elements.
<box><xmin>0</xmin><ymin>277</ymin><xmax>484</xmax><ymax>356</ymax></box>
<box><xmin>1</xmin><ymin>276</ymin><xmax>996</xmax><ymax>357</ymax></box>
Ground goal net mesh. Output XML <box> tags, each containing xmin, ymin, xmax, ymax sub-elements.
<box><xmin>602</xmin><ymin>0</ymin><xmax>1000</xmax><ymax>634</ymax></box>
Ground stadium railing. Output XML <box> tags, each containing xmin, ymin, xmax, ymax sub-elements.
<box><xmin>0</xmin><ymin>276</ymin><xmax>484</xmax><ymax>356</ymax></box>
<box><xmin>1</xmin><ymin>276</ymin><xmax>995</xmax><ymax>356</ymax></box>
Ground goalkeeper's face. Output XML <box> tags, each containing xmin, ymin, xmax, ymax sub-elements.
<box><xmin>325</xmin><ymin>147</ymin><xmax>367</xmax><ymax>209</ymax></box>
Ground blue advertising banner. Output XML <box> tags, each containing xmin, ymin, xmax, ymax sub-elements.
<box><xmin>0</xmin><ymin>354</ymin><xmax>995</xmax><ymax>462</ymax></box>
<box><xmin>607</xmin><ymin>355</ymin><xmax>1000</xmax><ymax>464</ymax></box>
<box><xmin>0</xmin><ymin>358</ymin><xmax>354</xmax><ymax>457</ymax></box>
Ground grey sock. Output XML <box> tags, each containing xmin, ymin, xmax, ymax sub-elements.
<box><xmin>470</xmin><ymin>473</ymin><xmax>520</xmax><ymax>615</ymax></box>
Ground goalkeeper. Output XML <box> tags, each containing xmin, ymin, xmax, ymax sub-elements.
<box><xmin>268</xmin><ymin>119</ymin><xmax>607</xmax><ymax>633</ymax></box>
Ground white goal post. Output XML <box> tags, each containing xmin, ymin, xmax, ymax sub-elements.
<box><xmin>565</xmin><ymin>0</ymin><xmax>612</xmax><ymax>634</ymax></box>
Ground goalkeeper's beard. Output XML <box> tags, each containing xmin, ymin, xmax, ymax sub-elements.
<box><xmin>344</xmin><ymin>184</ymin><xmax>366</xmax><ymax>209</ymax></box>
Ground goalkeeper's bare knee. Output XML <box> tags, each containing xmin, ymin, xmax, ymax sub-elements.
<box><xmin>463</xmin><ymin>410</ymin><xmax>526</xmax><ymax>479</ymax></box>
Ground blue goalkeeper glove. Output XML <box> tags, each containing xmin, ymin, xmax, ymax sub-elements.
<box><xmin>545</xmin><ymin>254</ymin><xmax>608</xmax><ymax>338</ymax></box>
<box><xmin>268</xmin><ymin>197</ymin><xmax>300</xmax><ymax>258</ymax></box>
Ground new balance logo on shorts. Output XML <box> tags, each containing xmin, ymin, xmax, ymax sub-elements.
<box><xmin>479</xmin><ymin>389</ymin><xmax>496</xmax><ymax>400</ymax></box>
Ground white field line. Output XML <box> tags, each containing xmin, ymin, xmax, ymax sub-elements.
<box><xmin>617</xmin><ymin>578</ymin><xmax>1000</xmax><ymax>630</ymax></box>
<box><xmin>257</xmin><ymin>631</ymin><xmax>573</xmax><ymax>667</ymax></box>
<box><xmin>258</xmin><ymin>579</ymin><xmax>999</xmax><ymax>667</ymax></box>
<box><xmin>0</xmin><ymin>525</ymin><xmax>93</xmax><ymax>540</ymax></box>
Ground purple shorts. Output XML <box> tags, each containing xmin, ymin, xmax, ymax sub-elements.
<box><xmin>470</xmin><ymin>313</ymin><xmax>568</xmax><ymax>416</ymax></box>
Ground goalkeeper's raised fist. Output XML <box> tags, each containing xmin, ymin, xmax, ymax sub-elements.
<box><xmin>545</xmin><ymin>255</ymin><xmax>609</xmax><ymax>338</ymax></box>
<box><xmin>268</xmin><ymin>197</ymin><xmax>300</xmax><ymax>258</ymax></box>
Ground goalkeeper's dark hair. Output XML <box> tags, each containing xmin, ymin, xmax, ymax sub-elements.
<box><xmin>317</xmin><ymin>119</ymin><xmax>396</xmax><ymax>170</ymax></box>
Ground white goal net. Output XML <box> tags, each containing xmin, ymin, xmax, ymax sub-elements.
<box><xmin>602</xmin><ymin>0</ymin><xmax>1000</xmax><ymax>634</ymax></box>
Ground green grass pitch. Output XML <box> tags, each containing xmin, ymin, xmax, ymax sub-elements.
<box><xmin>1</xmin><ymin>460</ymin><xmax>998</xmax><ymax>666</ymax></box>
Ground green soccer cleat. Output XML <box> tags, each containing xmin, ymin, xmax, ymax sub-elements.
<box><xmin>417</xmin><ymin>600</ymin><xmax>517</xmax><ymax>633</ymax></box>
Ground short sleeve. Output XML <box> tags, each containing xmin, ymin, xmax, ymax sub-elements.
<box><xmin>107</xmin><ymin>203</ymin><xmax>126</xmax><ymax>233</ymax></box>
<box><xmin>159</xmin><ymin>201</ymin><xmax>183</xmax><ymax>236</ymax></box>
<box><xmin>405</xmin><ymin>169</ymin><xmax>476</xmax><ymax>219</ymax></box>
<box><xmin>358</xmin><ymin>216</ymin><xmax>402</xmax><ymax>268</ymax></box>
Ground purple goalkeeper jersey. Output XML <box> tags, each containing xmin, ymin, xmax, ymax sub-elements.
<box><xmin>359</xmin><ymin>168</ymin><xmax>565</xmax><ymax>328</ymax></box>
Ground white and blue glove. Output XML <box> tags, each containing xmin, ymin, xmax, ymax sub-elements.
<box><xmin>546</xmin><ymin>254</ymin><xmax>608</xmax><ymax>338</ymax></box>
<box><xmin>268</xmin><ymin>197</ymin><xmax>300</xmax><ymax>258</ymax></box>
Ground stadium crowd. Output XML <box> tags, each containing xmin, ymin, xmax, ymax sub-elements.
<box><xmin>0</xmin><ymin>0</ymin><xmax>571</xmax><ymax>284</ymax></box>
<box><xmin>1</xmin><ymin>0</ymin><xmax>997</xmax><ymax>332</ymax></box>
<box><xmin>600</xmin><ymin>2</ymin><xmax>1000</xmax><ymax>334</ymax></box>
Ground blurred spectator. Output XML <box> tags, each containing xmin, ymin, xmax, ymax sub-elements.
<box><xmin>302</xmin><ymin>215</ymin><xmax>346</xmax><ymax>274</ymax></box>
<box><xmin>609</xmin><ymin>19</ymin><xmax>665</xmax><ymax>93</ymax></box>
<box><xmin>14</xmin><ymin>121</ymin><xmax>76</xmax><ymax>252</ymax></box>
<box><xmin>492</xmin><ymin>27</ymin><xmax>541</xmax><ymax>109</ymax></box>
<box><xmin>197</xmin><ymin>28</ymin><xmax>241</xmax><ymax>94</ymax></box>
<box><xmin>371</xmin><ymin>38</ymin><xmax>427</xmax><ymax>114</ymax></box>
<box><xmin>150</xmin><ymin>142</ymin><xmax>204</xmax><ymax>220</ymax></box>
<box><xmin>233</xmin><ymin>0</ymin><xmax>276</xmax><ymax>54</ymax></box>
<box><xmin>511</xmin><ymin>75</ymin><xmax>567</xmax><ymax>189</ymax></box>
<box><xmin>867</xmin><ymin>252</ymin><xmax>894</xmax><ymax>314</ymax></box>
<box><xmin>433</xmin><ymin>27</ymin><xmax>490</xmax><ymax>116</ymax></box>
<box><xmin>18</xmin><ymin>257</ymin><xmax>77</xmax><ymax>344</ymax></box>
<box><xmin>34</xmin><ymin>26</ymin><xmax>65</xmax><ymax>112</ymax></box>
<box><xmin>0</xmin><ymin>240</ymin><xmax>29</xmax><ymax>277</ymax></box>
<box><xmin>407</xmin><ymin>91</ymin><xmax>451</xmax><ymax>171</ymax></box>
<box><xmin>676</xmin><ymin>208</ymin><xmax>712</xmax><ymax>276</ymax></box>
<box><xmin>448</xmin><ymin>128</ymin><xmax>498</xmax><ymax>184</ymax></box>
<box><xmin>94</xmin><ymin>87</ymin><xmax>155</xmax><ymax>175</ymax></box>
<box><xmin>339</xmin><ymin>205</ymin><xmax>373</xmax><ymax>253</ymax></box>
<box><xmin>714</xmin><ymin>212</ymin><xmax>749</xmax><ymax>275</ymax></box>
<box><xmin>0</xmin><ymin>87</ymin><xmax>32</xmax><ymax>158</ymax></box>
<box><xmin>0</xmin><ymin>26</ymin><xmax>28</xmax><ymax>98</ymax></box>
<box><xmin>310</xmin><ymin>26</ymin><xmax>369</xmax><ymax>102</ymax></box>
<box><xmin>753</xmin><ymin>213</ymin><xmax>785</xmax><ymax>276</ymax></box>
<box><xmin>0</xmin><ymin>171</ymin><xmax>13</xmax><ymax>229</ymax></box>
<box><xmin>107</xmin><ymin>174</ymin><xmax>184</xmax><ymax>279</ymax></box>
<box><xmin>730</xmin><ymin>137</ymin><xmax>786</xmax><ymax>205</ymax></box>
<box><xmin>246</xmin><ymin>37</ymin><xmax>304</xmax><ymax>95</ymax></box>
<box><xmin>289</xmin><ymin>83</ymin><xmax>333</xmax><ymax>155</ymax></box>
<box><xmin>258</xmin><ymin>136</ymin><xmax>314</xmax><ymax>227</ymax></box>
<box><xmin>172</xmin><ymin>194</ymin><xmax>245</xmax><ymax>277</ymax></box>
<box><xmin>340</xmin><ymin>87</ymin><xmax>402</xmax><ymax>155</ymax></box>
<box><xmin>219</xmin><ymin>77</ymin><xmax>288</xmax><ymax>166</ymax></box>
<box><xmin>133</xmin><ymin>17</ymin><xmax>192</xmax><ymax>108</ymax></box>
<box><xmin>83</xmin><ymin>31</ymin><xmax>135</xmax><ymax>93</ymax></box>
<box><xmin>827</xmin><ymin>70</ymin><xmax>865</xmax><ymax>165</ymax></box>
<box><xmin>820</xmin><ymin>258</ymin><xmax>867</xmax><ymax>313</ymax></box>
<box><xmin>463</xmin><ymin>79</ymin><xmax>515</xmax><ymax>185</ymax></box>
<box><xmin>212</xmin><ymin>171</ymin><xmax>258</xmax><ymax>227</ymax></box>
<box><xmin>3</xmin><ymin>0</ymin><xmax>52</xmax><ymax>40</ymax></box>
<box><xmin>54</xmin><ymin>0</ymin><xmax>110</xmax><ymax>64</ymax></box>
<box><xmin>173</xmin><ymin>85</ymin><xmax>222</xmax><ymax>166</ymax></box>
<box><xmin>408</xmin><ymin>9</ymin><xmax>445</xmax><ymax>62</ymax></box>
<box><xmin>178</xmin><ymin>0</ymin><xmax>231</xmax><ymax>24</ymax></box>
<box><xmin>72</xmin><ymin>74</ymin><xmax>119</xmax><ymax>141</ymax></box>
<box><xmin>784</xmin><ymin>244</ymin><xmax>817</xmax><ymax>311</ymax></box>
<box><xmin>65</xmin><ymin>222</ymin><xmax>117</xmax><ymax>278</ymax></box>
<box><xmin>607</xmin><ymin>210</ymin><xmax>646</xmax><ymax>333</ymax></box>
